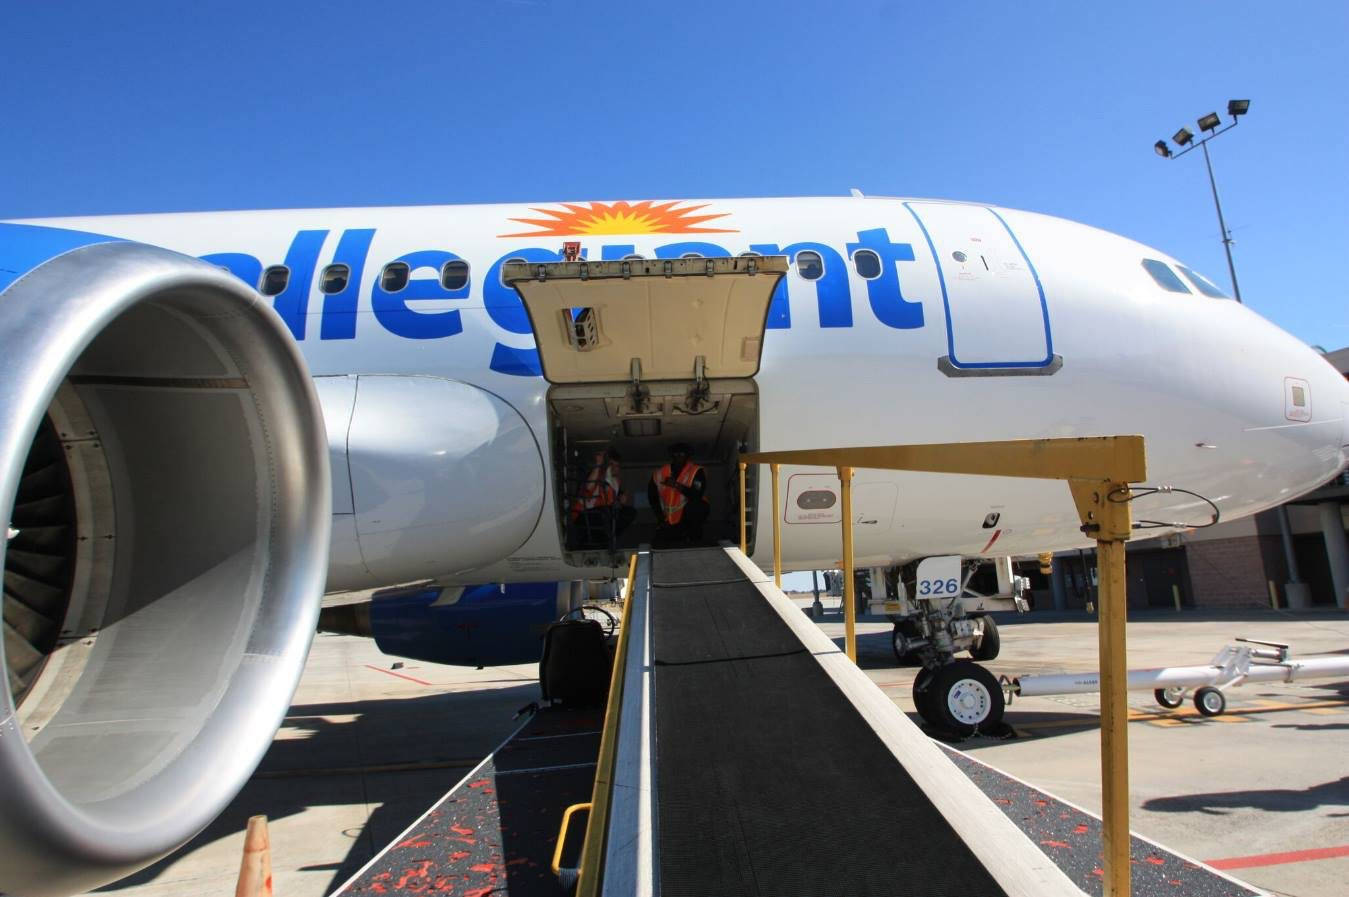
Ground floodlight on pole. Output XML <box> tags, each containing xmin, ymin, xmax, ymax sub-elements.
<box><xmin>1152</xmin><ymin>99</ymin><xmax>1250</xmax><ymax>304</ymax></box>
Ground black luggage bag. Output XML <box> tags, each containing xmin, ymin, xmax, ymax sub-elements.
<box><xmin>539</xmin><ymin>619</ymin><xmax>612</xmax><ymax>706</ymax></box>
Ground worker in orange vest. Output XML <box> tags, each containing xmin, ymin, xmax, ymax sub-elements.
<box><xmin>648</xmin><ymin>442</ymin><xmax>709</xmax><ymax>545</ymax></box>
<box><xmin>570</xmin><ymin>448</ymin><xmax>634</xmax><ymax>547</ymax></box>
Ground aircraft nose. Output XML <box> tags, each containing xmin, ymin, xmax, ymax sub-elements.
<box><xmin>1332</xmin><ymin>364</ymin><xmax>1349</xmax><ymax>464</ymax></box>
<box><xmin>1295</xmin><ymin>343</ymin><xmax>1349</xmax><ymax>472</ymax></box>
<box><xmin>1214</xmin><ymin>316</ymin><xmax>1349</xmax><ymax>512</ymax></box>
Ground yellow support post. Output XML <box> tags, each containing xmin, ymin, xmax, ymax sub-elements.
<box><xmin>1068</xmin><ymin>478</ymin><xmax>1135</xmax><ymax>897</ymax></box>
<box><xmin>1097</xmin><ymin>538</ymin><xmax>1130</xmax><ymax>897</ymax></box>
<box><xmin>838</xmin><ymin>465</ymin><xmax>856</xmax><ymax>663</ymax></box>
<box><xmin>771</xmin><ymin>462</ymin><xmax>781</xmax><ymax>588</ymax></box>
<box><xmin>738</xmin><ymin>461</ymin><xmax>748</xmax><ymax>554</ymax></box>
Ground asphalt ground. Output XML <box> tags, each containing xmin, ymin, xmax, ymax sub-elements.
<box><xmin>84</xmin><ymin>605</ymin><xmax>1348</xmax><ymax>897</ymax></box>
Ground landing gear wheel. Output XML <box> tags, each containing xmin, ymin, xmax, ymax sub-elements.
<box><xmin>931</xmin><ymin>660</ymin><xmax>1005</xmax><ymax>736</ymax></box>
<box><xmin>1194</xmin><ymin>686</ymin><xmax>1226</xmax><ymax>717</ymax></box>
<box><xmin>1154</xmin><ymin>687</ymin><xmax>1185</xmax><ymax>709</ymax></box>
<box><xmin>891</xmin><ymin>621</ymin><xmax>921</xmax><ymax>665</ymax></box>
<box><xmin>970</xmin><ymin>615</ymin><xmax>1000</xmax><ymax>661</ymax></box>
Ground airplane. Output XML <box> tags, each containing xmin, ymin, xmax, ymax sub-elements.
<box><xmin>1</xmin><ymin>195</ymin><xmax>1346</xmax><ymax>896</ymax></box>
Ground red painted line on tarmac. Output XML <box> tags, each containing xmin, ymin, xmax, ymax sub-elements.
<box><xmin>1205</xmin><ymin>843</ymin><xmax>1349</xmax><ymax>870</ymax></box>
<box><xmin>980</xmin><ymin>529</ymin><xmax>1001</xmax><ymax>554</ymax></box>
<box><xmin>364</xmin><ymin>664</ymin><xmax>432</xmax><ymax>686</ymax></box>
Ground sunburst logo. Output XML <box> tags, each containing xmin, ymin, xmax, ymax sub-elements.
<box><xmin>498</xmin><ymin>200</ymin><xmax>736</xmax><ymax>237</ymax></box>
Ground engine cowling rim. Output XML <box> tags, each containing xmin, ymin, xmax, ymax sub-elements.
<box><xmin>0</xmin><ymin>239</ymin><xmax>331</xmax><ymax>895</ymax></box>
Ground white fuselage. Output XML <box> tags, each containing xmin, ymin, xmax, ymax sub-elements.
<box><xmin>19</xmin><ymin>197</ymin><xmax>1349</xmax><ymax>584</ymax></box>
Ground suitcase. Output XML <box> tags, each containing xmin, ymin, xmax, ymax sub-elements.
<box><xmin>539</xmin><ymin>619</ymin><xmax>612</xmax><ymax>706</ymax></box>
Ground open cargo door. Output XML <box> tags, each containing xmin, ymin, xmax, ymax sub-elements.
<box><xmin>503</xmin><ymin>255</ymin><xmax>786</xmax><ymax>387</ymax></box>
<box><xmin>503</xmin><ymin>255</ymin><xmax>787</xmax><ymax>563</ymax></box>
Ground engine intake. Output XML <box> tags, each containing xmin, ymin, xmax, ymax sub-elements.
<box><xmin>0</xmin><ymin>230</ymin><xmax>330</xmax><ymax>897</ymax></box>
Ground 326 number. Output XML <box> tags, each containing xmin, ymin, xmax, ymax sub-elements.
<box><xmin>918</xmin><ymin>578</ymin><xmax>960</xmax><ymax>596</ymax></box>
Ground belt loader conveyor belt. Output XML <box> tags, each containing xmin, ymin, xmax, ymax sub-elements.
<box><xmin>598</xmin><ymin>546</ymin><xmax>1086</xmax><ymax>897</ymax></box>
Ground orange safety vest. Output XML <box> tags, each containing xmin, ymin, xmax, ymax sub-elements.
<box><xmin>655</xmin><ymin>461</ymin><xmax>704</xmax><ymax>525</ymax></box>
<box><xmin>571</xmin><ymin>457</ymin><xmax>620</xmax><ymax>521</ymax></box>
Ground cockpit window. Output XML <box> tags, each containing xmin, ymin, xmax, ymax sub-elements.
<box><xmin>1177</xmin><ymin>265</ymin><xmax>1229</xmax><ymax>299</ymax></box>
<box><xmin>1141</xmin><ymin>259</ymin><xmax>1191</xmax><ymax>294</ymax></box>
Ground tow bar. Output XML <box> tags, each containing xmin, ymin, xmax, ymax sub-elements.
<box><xmin>1007</xmin><ymin>638</ymin><xmax>1349</xmax><ymax>717</ymax></box>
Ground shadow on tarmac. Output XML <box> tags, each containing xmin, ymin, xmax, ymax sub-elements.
<box><xmin>1142</xmin><ymin>776</ymin><xmax>1349</xmax><ymax>816</ymax></box>
<box><xmin>96</xmin><ymin>682</ymin><xmax>540</xmax><ymax>896</ymax></box>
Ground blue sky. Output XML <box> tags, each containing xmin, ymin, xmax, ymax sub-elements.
<box><xmin>3</xmin><ymin>3</ymin><xmax>1344</xmax><ymax>344</ymax></box>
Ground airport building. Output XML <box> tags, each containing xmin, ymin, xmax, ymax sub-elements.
<box><xmin>1050</xmin><ymin>346</ymin><xmax>1349</xmax><ymax>611</ymax></box>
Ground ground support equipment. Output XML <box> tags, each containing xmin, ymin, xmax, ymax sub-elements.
<box><xmin>577</xmin><ymin>545</ymin><xmax>1085</xmax><ymax>897</ymax></box>
<box><xmin>1012</xmin><ymin>638</ymin><xmax>1349</xmax><ymax>717</ymax></box>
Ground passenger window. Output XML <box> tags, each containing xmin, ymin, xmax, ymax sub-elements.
<box><xmin>1177</xmin><ymin>265</ymin><xmax>1229</xmax><ymax>298</ymax></box>
<box><xmin>499</xmin><ymin>257</ymin><xmax>525</xmax><ymax>286</ymax></box>
<box><xmin>259</xmin><ymin>266</ymin><xmax>289</xmax><ymax>296</ymax></box>
<box><xmin>320</xmin><ymin>264</ymin><xmax>350</xmax><ymax>294</ymax></box>
<box><xmin>796</xmin><ymin>250</ymin><xmax>824</xmax><ymax>281</ymax></box>
<box><xmin>381</xmin><ymin>262</ymin><xmax>410</xmax><ymax>292</ymax></box>
<box><xmin>440</xmin><ymin>260</ymin><xmax>469</xmax><ymax>290</ymax></box>
<box><xmin>1141</xmin><ymin>259</ymin><xmax>1191</xmax><ymax>294</ymax></box>
<box><xmin>853</xmin><ymin>249</ymin><xmax>882</xmax><ymax>279</ymax></box>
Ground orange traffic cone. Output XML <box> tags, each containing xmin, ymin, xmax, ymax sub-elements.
<box><xmin>234</xmin><ymin>815</ymin><xmax>273</xmax><ymax>897</ymax></box>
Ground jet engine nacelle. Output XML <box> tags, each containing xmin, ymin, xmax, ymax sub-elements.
<box><xmin>0</xmin><ymin>225</ymin><xmax>331</xmax><ymax>897</ymax></box>
<box><xmin>314</xmin><ymin>375</ymin><xmax>546</xmax><ymax>592</ymax></box>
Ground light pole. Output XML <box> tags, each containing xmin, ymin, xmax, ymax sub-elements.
<box><xmin>1153</xmin><ymin>99</ymin><xmax>1250</xmax><ymax>303</ymax></box>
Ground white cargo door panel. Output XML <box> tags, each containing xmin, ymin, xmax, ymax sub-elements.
<box><xmin>504</xmin><ymin>255</ymin><xmax>786</xmax><ymax>384</ymax></box>
<box><xmin>905</xmin><ymin>202</ymin><xmax>1058</xmax><ymax>375</ymax></box>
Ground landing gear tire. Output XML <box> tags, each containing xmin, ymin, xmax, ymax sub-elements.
<box><xmin>891</xmin><ymin>622</ymin><xmax>921</xmax><ymax>665</ymax></box>
<box><xmin>970</xmin><ymin>614</ymin><xmax>1000</xmax><ymax>661</ymax></box>
<box><xmin>1154</xmin><ymin>687</ymin><xmax>1185</xmax><ymax>709</ymax></box>
<box><xmin>1194</xmin><ymin>686</ymin><xmax>1226</xmax><ymax>717</ymax></box>
<box><xmin>912</xmin><ymin>667</ymin><xmax>940</xmax><ymax>723</ymax></box>
<box><xmin>928</xmin><ymin>660</ymin><xmax>1005</xmax><ymax>736</ymax></box>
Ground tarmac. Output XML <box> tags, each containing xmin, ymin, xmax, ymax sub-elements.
<box><xmin>84</xmin><ymin>603</ymin><xmax>1349</xmax><ymax>897</ymax></box>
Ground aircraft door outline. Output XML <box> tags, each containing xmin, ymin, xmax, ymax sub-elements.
<box><xmin>904</xmin><ymin>202</ymin><xmax>1062</xmax><ymax>376</ymax></box>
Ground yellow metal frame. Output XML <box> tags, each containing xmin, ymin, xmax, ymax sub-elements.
<box><xmin>738</xmin><ymin>436</ymin><xmax>1145</xmax><ymax>897</ymax></box>
<box><xmin>551</xmin><ymin>802</ymin><xmax>592</xmax><ymax>876</ymax></box>
<box><xmin>571</xmin><ymin>552</ymin><xmax>640</xmax><ymax>897</ymax></box>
